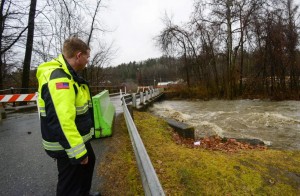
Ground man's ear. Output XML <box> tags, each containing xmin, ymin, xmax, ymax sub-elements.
<box><xmin>76</xmin><ymin>52</ymin><xmax>82</xmax><ymax>60</ymax></box>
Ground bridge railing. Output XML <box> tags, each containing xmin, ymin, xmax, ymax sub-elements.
<box><xmin>121</xmin><ymin>92</ymin><xmax>165</xmax><ymax>196</ymax></box>
<box><xmin>122</xmin><ymin>88</ymin><xmax>164</xmax><ymax>108</ymax></box>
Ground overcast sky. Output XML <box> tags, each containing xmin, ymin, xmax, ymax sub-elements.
<box><xmin>101</xmin><ymin>0</ymin><xmax>194</xmax><ymax>66</ymax></box>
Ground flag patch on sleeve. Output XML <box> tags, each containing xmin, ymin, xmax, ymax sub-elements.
<box><xmin>56</xmin><ymin>82</ymin><xmax>69</xmax><ymax>89</ymax></box>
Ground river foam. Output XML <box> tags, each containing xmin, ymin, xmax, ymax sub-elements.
<box><xmin>150</xmin><ymin>100</ymin><xmax>300</xmax><ymax>150</ymax></box>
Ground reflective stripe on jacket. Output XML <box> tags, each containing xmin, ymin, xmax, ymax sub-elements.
<box><xmin>36</xmin><ymin>54</ymin><xmax>94</xmax><ymax>164</ymax></box>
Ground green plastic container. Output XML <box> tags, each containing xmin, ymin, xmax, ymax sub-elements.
<box><xmin>92</xmin><ymin>90</ymin><xmax>115</xmax><ymax>138</ymax></box>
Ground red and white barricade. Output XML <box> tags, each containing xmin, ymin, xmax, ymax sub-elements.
<box><xmin>0</xmin><ymin>93</ymin><xmax>37</xmax><ymax>103</ymax></box>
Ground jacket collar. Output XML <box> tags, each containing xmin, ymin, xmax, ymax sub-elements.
<box><xmin>60</xmin><ymin>54</ymin><xmax>88</xmax><ymax>85</ymax></box>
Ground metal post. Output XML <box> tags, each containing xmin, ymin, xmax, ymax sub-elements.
<box><xmin>132</xmin><ymin>93</ymin><xmax>136</xmax><ymax>108</ymax></box>
<box><xmin>140</xmin><ymin>92</ymin><xmax>144</xmax><ymax>105</ymax></box>
<box><xmin>145</xmin><ymin>91</ymin><xmax>149</xmax><ymax>102</ymax></box>
<box><xmin>127</xmin><ymin>104</ymin><xmax>134</xmax><ymax>120</ymax></box>
<box><xmin>119</xmin><ymin>89</ymin><xmax>123</xmax><ymax>100</ymax></box>
<box><xmin>0</xmin><ymin>103</ymin><xmax>6</xmax><ymax>120</ymax></box>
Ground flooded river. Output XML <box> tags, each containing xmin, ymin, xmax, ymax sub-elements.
<box><xmin>149</xmin><ymin>100</ymin><xmax>300</xmax><ymax>150</ymax></box>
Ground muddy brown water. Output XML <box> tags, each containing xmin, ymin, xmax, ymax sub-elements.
<box><xmin>149</xmin><ymin>100</ymin><xmax>300</xmax><ymax>150</ymax></box>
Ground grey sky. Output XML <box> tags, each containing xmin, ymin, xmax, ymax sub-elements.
<box><xmin>102</xmin><ymin>0</ymin><xmax>194</xmax><ymax>66</ymax></box>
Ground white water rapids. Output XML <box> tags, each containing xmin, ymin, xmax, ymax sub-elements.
<box><xmin>149</xmin><ymin>100</ymin><xmax>300</xmax><ymax>150</ymax></box>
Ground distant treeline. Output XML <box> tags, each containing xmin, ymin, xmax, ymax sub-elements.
<box><xmin>99</xmin><ymin>50</ymin><xmax>300</xmax><ymax>100</ymax></box>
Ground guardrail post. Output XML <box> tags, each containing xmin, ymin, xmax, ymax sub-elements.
<box><xmin>132</xmin><ymin>93</ymin><xmax>136</xmax><ymax>108</ymax></box>
<box><xmin>140</xmin><ymin>92</ymin><xmax>144</xmax><ymax>105</ymax></box>
<box><xmin>127</xmin><ymin>104</ymin><xmax>134</xmax><ymax>120</ymax></box>
<box><xmin>119</xmin><ymin>89</ymin><xmax>123</xmax><ymax>99</ymax></box>
<box><xmin>145</xmin><ymin>91</ymin><xmax>149</xmax><ymax>102</ymax></box>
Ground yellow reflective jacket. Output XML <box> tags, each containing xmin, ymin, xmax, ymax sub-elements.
<box><xmin>36</xmin><ymin>54</ymin><xmax>94</xmax><ymax>164</ymax></box>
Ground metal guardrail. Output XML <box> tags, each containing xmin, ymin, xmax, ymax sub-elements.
<box><xmin>121</xmin><ymin>90</ymin><xmax>165</xmax><ymax>196</ymax></box>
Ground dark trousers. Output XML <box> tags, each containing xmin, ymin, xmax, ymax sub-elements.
<box><xmin>56</xmin><ymin>142</ymin><xmax>96</xmax><ymax>196</ymax></box>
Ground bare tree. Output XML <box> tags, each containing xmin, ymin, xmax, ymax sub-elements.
<box><xmin>34</xmin><ymin>0</ymin><xmax>87</xmax><ymax>59</ymax></box>
<box><xmin>84</xmin><ymin>0</ymin><xmax>108</xmax><ymax>82</ymax></box>
<box><xmin>191</xmin><ymin>3</ymin><xmax>222</xmax><ymax>96</ymax></box>
<box><xmin>236</xmin><ymin>0</ymin><xmax>263</xmax><ymax>94</ymax></box>
<box><xmin>284</xmin><ymin>0</ymin><xmax>299</xmax><ymax>92</ymax></box>
<box><xmin>88</xmin><ymin>42</ymin><xmax>115</xmax><ymax>86</ymax></box>
<box><xmin>34</xmin><ymin>0</ymin><xmax>113</xmax><ymax>86</ymax></box>
<box><xmin>0</xmin><ymin>0</ymin><xmax>29</xmax><ymax>90</ymax></box>
<box><xmin>87</xmin><ymin>0</ymin><xmax>103</xmax><ymax>47</ymax></box>
<box><xmin>156</xmin><ymin>15</ymin><xmax>198</xmax><ymax>87</ymax></box>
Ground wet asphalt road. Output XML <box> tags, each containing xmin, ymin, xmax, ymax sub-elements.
<box><xmin>0</xmin><ymin>96</ymin><xmax>123</xmax><ymax>196</ymax></box>
<box><xmin>0</xmin><ymin>111</ymin><xmax>58</xmax><ymax>196</ymax></box>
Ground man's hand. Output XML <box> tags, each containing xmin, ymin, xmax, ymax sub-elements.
<box><xmin>81</xmin><ymin>156</ymin><xmax>88</xmax><ymax>165</ymax></box>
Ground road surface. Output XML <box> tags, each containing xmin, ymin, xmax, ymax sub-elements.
<box><xmin>0</xmin><ymin>96</ymin><xmax>123</xmax><ymax>196</ymax></box>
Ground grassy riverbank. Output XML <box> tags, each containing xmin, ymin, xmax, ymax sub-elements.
<box><xmin>99</xmin><ymin>111</ymin><xmax>300</xmax><ymax>195</ymax></box>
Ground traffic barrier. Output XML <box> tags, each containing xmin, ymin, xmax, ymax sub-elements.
<box><xmin>0</xmin><ymin>93</ymin><xmax>37</xmax><ymax>119</ymax></box>
<box><xmin>92</xmin><ymin>90</ymin><xmax>115</xmax><ymax>138</ymax></box>
<box><xmin>0</xmin><ymin>93</ymin><xmax>37</xmax><ymax>102</ymax></box>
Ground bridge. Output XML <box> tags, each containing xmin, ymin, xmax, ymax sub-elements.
<box><xmin>0</xmin><ymin>88</ymin><xmax>165</xmax><ymax>195</ymax></box>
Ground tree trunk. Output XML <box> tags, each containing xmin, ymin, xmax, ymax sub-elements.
<box><xmin>226</xmin><ymin>0</ymin><xmax>233</xmax><ymax>99</ymax></box>
<box><xmin>0</xmin><ymin>0</ymin><xmax>6</xmax><ymax>90</ymax></box>
<box><xmin>183</xmin><ymin>52</ymin><xmax>190</xmax><ymax>88</ymax></box>
<box><xmin>239</xmin><ymin>20</ymin><xmax>244</xmax><ymax>96</ymax></box>
<box><xmin>207</xmin><ymin>33</ymin><xmax>219</xmax><ymax>95</ymax></box>
<box><xmin>21</xmin><ymin>0</ymin><xmax>37</xmax><ymax>94</ymax></box>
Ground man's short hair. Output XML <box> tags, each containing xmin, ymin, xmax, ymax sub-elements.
<box><xmin>63</xmin><ymin>37</ymin><xmax>90</xmax><ymax>58</ymax></box>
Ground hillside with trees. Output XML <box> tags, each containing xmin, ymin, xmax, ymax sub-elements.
<box><xmin>155</xmin><ymin>0</ymin><xmax>300</xmax><ymax>100</ymax></box>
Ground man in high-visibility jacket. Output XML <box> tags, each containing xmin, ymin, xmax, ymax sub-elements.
<box><xmin>36</xmin><ymin>37</ymin><xmax>100</xmax><ymax>196</ymax></box>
